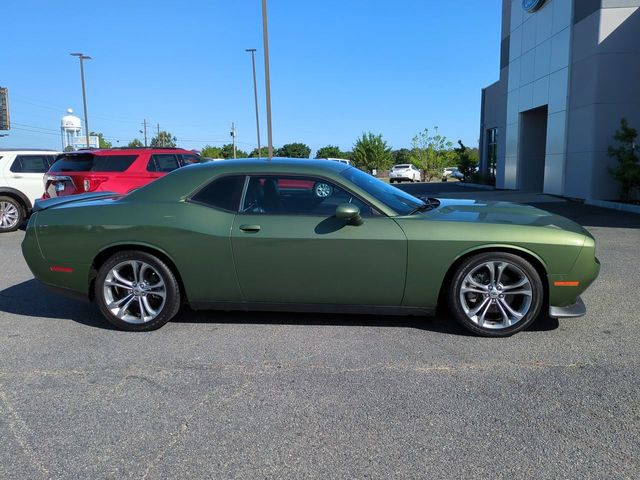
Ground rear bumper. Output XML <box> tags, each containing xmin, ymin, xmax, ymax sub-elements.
<box><xmin>549</xmin><ymin>297</ymin><xmax>586</xmax><ymax>318</ymax></box>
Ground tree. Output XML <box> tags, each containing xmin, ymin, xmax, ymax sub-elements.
<box><xmin>150</xmin><ymin>130</ymin><xmax>177</xmax><ymax>148</ymax></box>
<box><xmin>608</xmin><ymin>118</ymin><xmax>640</xmax><ymax>201</ymax></box>
<box><xmin>249</xmin><ymin>147</ymin><xmax>270</xmax><ymax>157</ymax></box>
<box><xmin>315</xmin><ymin>145</ymin><xmax>343</xmax><ymax>159</ymax></box>
<box><xmin>277</xmin><ymin>143</ymin><xmax>311</xmax><ymax>158</ymax></box>
<box><xmin>90</xmin><ymin>131</ymin><xmax>112</xmax><ymax>149</ymax></box>
<box><xmin>392</xmin><ymin>148</ymin><xmax>412</xmax><ymax>165</ymax></box>
<box><xmin>220</xmin><ymin>143</ymin><xmax>248</xmax><ymax>159</ymax></box>
<box><xmin>127</xmin><ymin>138</ymin><xmax>144</xmax><ymax>148</ymax></box>
<box><xmin>409</xmin><ymin>127</ymin><xmax>455</xmax><ymax>181</ymax></box>
<box><xmin>201</xmin><ymin>145</ymin><xmax>224</xmax><ymax>158</ymax></box>
<box><xmin>455</xmin><ymin>141</ymin><xmax>478</xmax><ymax>182</ymax></box>
<box><xmin>63</xmin><ymin>145</ymin><xmax>75</xmax><ymax>152</ymax></box>
<box><xmin>352</xmin><ymin>132</ymin><xmax>393</xmax><ymax>173</ymax></box>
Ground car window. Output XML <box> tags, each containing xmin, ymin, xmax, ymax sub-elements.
<box><xmin>241</xmin><ymin>175</ymin><xmax>375</xmax><ymax>216</ymax></box>
<box><xmin>341</xmin><ymin>167</ymin><xmax>423</xmax><ymax>215</ymax></box>
<box><xmin>10</xmin><ymin>155</ymin><xmax>50</xmax><ymax>173</ymax></box>
<box><xmin>49</xmin><ymin>154</ymin><xmax>137</xmax><ymax>172</ymax></box>
<box><xmin>148</xmin><ymin>154</ymin><xmax>180</xmax><ymax>173</ymax></box>
<box><xmin>190</xmin><ymin>175</ymin><xmax>245</xmax><ymax>212</ymax></box>
<box><xmin>180</xmin><ymin>154</ymin><xmax>200</xmax><ymax>165</ymax></box>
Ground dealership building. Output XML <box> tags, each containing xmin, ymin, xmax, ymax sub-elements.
<box><xmin>479</xmin><ymin>0</ymin><xmax>640</xmax><ymax>199</ymax></box>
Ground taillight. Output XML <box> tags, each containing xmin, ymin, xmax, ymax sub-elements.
<box><xmin>83</xmin><ymin>177</ymin><xmax>108</xmax><ymax>192</ymax></box>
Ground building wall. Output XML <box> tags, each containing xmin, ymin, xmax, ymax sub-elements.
<box><xmin>502</xmin><ymin>0</ymin><xmax>573</xmax><ymax>193</ymax></box>
<box><xmin>566</xmin><ymin>1</ymin><xmax>640</xmax><ymax>199</ymax></box>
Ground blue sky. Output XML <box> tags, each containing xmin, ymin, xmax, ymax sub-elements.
<box><xmin>1</xmin><ymin>0</ymin><xmax>501</xmax><ymax>154</ymax></box>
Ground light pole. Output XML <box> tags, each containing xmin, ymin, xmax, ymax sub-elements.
<box><xmin>261</xmin><ymin>0</ymin><xmax>273</xmax><ymax>160</ymax></box>
<box><xmin>245</xmin><ymin>48</ymin><xmax>261</xmax><ymax>157</ymax></box>
<box><xmin>70</xmin><ymin>53</ymin><xmax>92</xmax><ymax>148</ymax></box>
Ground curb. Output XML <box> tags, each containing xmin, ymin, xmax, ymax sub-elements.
<box><xmin>585</xmin><ymin>198</ymin><xmax>640</xmax><ymax>215</ymax></box>
<box><xmin>453</xmin><ymin>182</ymin><xmax>496</xmax><ymax>191</ymax></box>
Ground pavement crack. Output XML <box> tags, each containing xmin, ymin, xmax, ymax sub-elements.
<box><xmin>140</xmin><ymin>374</ymin><xmax>252</xmax><ymax>480</ymax></box>
<box><xmin>0</xmin><ymin>383</ymin><xmax>50</xmax><ymax>479</ymax></box>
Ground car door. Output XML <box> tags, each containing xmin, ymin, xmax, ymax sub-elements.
<box><xmin>231</xmin><ymin>174</ymin><xmax>408</xmax><ymax>306</ymax></box>
<box><xmin>4</xmin><ymin>154</ymin><xmax>52</xmax><ymax>205</ymax></box>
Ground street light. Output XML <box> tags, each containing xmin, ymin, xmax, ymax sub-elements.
<box><xmin>70</xmin><ymin>52</ymin><xmax>92</xmax><ymax>148</ymax></box>
<box><xmin>261</xmin><ymin>0</ymin><xmax>273</xmax><ymax>160</ymax></box>
<box><xmin>245</xmin><ymin>48</ymin><xmax>261</xmax><ymax>157</ymax></box>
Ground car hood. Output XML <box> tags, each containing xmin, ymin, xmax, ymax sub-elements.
<box><xmin>418</xmin><ymin>198</ymin><xmax>590</xmax><ymax>236</ymax></box>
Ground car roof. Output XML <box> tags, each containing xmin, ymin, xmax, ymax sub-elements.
<box><xmin>0</xmin><ymin>148</ymin><xmax>59</xmax><ymax>153</ymax></box>
<box><xmin>64</xmin><ymin>147</ymin><xmax>194</xmax><ymax>155</ymax></box>
<box><xmin>128</xmin><ymin>157</ymin><xmax>353</xmax><ymax>202</ymax></box>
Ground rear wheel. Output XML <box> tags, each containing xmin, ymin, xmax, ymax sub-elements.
<box><xmin>448</xmin><ymin>252</ymin><xmax>543</xmax><ymax>337</ymax></box>
<box><xmin>95</xmin><ymin>251</ymin><xmax>181</xmax><ymax>331</ymax></box>
<box><xmin>0</xmin><ymin>196</ymin><xmax>25</xmax><ymax>233</ymax></box>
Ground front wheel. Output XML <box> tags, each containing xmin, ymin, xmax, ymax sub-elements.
<box><xmin>448</xmin><ymin>252</ymin><xmax>543</xmax><ymax>337</ymax></box>
<box><xmin>95</xmin><ymin>251</ymin><xmax>181</xmax><ymax>331</ymax></box>
<box><xmin>0</xmin><ymin>196</ymin><xmax>25</xmax><ymax>233</ymax></box>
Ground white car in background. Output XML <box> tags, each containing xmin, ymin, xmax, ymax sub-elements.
<box><xmin>389</xmin><ymin>164</ymin><xmax>421</xmax><ymax>183</ymax></box>
<box><xmin>0</xmin><ymin>149</ymin><xmax>60</xmax><ymax>232</ymax></box>
<box><xmin>443</xmin><ymin>166</ymin><xmax>464</xmax><ymax>180</ymax></box>
<box><xmin>324</xmin><ymin>158</ymin><xmax>353</xmax><ymax>166</ymax></box>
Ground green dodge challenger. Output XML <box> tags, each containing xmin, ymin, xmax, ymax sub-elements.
<box><xmin>22</xmin><ymin>159</ymin><xmax>600</xmax><ymax>336</ymax></box>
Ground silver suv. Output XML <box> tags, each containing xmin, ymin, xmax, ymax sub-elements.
<box><xmin>0</xmin><ymin>149</ymin><xmax>59</xmax><ymax>232</ymax></box>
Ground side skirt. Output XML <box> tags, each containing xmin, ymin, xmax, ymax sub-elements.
<box><xmin>190</xmin><ymin>301</ymin><xmax>435</xmax><ymax>317</ymax></box>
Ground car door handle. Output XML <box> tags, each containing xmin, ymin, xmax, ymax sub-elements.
<box><xmin>239</xmin><ymin>224</ymin><xmax>261</xmax><ymax>233</ymax></box>
<box><xmin>12</xmin><ymin>175</ymin><xmax>23</xmax><ymax>178</ymax></box>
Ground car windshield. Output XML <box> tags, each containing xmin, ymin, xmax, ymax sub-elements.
<box><xmin>341</xmin><ymin>167</ymin><xmax>424</xmax><ymax>215</ymax></box>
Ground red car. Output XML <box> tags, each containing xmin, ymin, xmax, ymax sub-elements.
<box><xmin>43</xmin><ymin>148</ymin><xmax>200</xmax><ymax>198</ymax></box>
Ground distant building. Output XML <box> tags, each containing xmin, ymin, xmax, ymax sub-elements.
<box><xmin>61</xmin><ymin>108</ymin><xmax>99</xmax><ymax>150</ymax></box>
<box><xmin>479</xmin><ymin>0</ymin><xmax>640</xmax><ymax>199</ymax></box>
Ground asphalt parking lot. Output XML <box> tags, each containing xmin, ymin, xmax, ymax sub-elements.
<box><xmin>1</xmin><ymin>184</ymin><xmax>639</xmax><ymax>479</ymax></box>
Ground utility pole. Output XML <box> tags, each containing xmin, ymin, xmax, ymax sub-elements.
<box><xmin>230</xmin><ymin>122</ymin><xmax>237</xmax><ymax>159</ymax></box>
<box><xmin>261</xmin><ymin>0</ymin><xmax>273</xmax><ymax>160</ymax></box>
<box><xmin>70</xmin><ymin>53</ymin><xmax>92</xmax><ymax>148</ymax></box>
<box><xmin>245</xmin><ymin>48</ymin><xmax>261</xmax><ymax>157</ymax></box>
<box><xmin>143</xmin><ymin>119</ymin><xmax>148</xmax><ymax>146</ymax></box>
<box><xmin>157</xmin><ymin>123</ymin><xmax>161</xmax><ymax>147</ymax></box>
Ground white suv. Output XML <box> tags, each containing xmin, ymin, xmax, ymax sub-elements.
<box><xmin>389</xmin><ymin>164</ymin><xmax>421</xmax><ymax>183</ymax></box>
<box><xmin>0</xmin><ymin>149</ymin><xmax>59</xmax><ymax>232</ymax></box>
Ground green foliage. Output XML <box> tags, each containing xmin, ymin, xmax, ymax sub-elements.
<box><xmin>63</xmin><ymin>145</ymin><xmax>75</xmax><ymax>152</ymax></box>
<box><xmin>315</xmin><ymin>145</ymin><xmax>343</xmax><ymax>159</ymax></box>
<box><xmin>608</xmin><ymin>118</ymin><xmax>640</xmax><ymax>201</ymax></box>
<box><xmin>201</xmin><ymin>145</ymin><xmax>224</xmax><ymax>158</ymax></box>
<box><xmin>249</xmin><ymin>147</ymin><xmax>270</xmax><ymax>158</ymax></box>
<box><xmin>90</xmin><ymin>131</ymin><xmax>112</xmax><ymax>149</ymax></box>
<box><xmin>455</xmin><ymin>141</ymin><xmax>479</xmax><ymax>182</ymax></box>
<box><xmin>392</xmin><ymin>148</ymin><xmax>412</xmax><ymax>166</ymax></box>
<box><xmin>220</xmin><ymin>144</ymin><xmax>248</xmax><ymax>159</ymax></box>
<box><xmin>277</xmin><ymin>143</ymin><xmax>311</xmax><ymax>158</ymax></box>
<box><xmin>127</xmin><ymin>139</ymin><xmax>144</xmax><ymax>148</ymax></box>
<box><xmin>150</xmin><ymin>131</ymin><xmax>177</xmax><ymax>148</ymax></box>
<box><xmin>352</xmin><ymin>132</ymin><xmax>393</xmax><ymax>173</ymax></box>
<box><xmin>409</xmin><ymin>127</ymin><xmax>455</xmax><ymax>181</ymax></box>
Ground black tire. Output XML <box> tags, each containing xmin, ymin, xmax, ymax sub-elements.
<box><xmin>0</xmin><ymin>196</ymin><xmax>26</xmax><ymax>233</ymax></box>
<box><xmin>95</xmin><ymin>250</ymin><xmax>181</xmax><ymax>331</ymax></box>
<box><xmin>448</xmin><ymin>252</ymin><xmax>544</xmax><ymax>337</ymax></box>
<box><xmin>390</xmin><ymin>179</ymin><xmax>395</xmax><ymax>184</ymax></box>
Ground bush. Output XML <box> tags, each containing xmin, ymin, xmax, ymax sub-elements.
<box><xmin>608</xmin><ymin>118</ymin><xmax>640</xmax><ymax>202</ymax></box>
<box><xmin>455</xmin><ymin>141</ymin><xmax>478</xmax><ymax>182</ymax></box>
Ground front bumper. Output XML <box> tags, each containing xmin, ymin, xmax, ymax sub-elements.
<box><xmin>549</xmin><ymin>297</ymin><xmax>586</xmax><ymax>318</ymax></box>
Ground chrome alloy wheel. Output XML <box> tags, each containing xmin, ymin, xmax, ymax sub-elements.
<box><xmin>0</xmin><ymin>201</ymin><xmax>20</xmax><ymax>230</ymax></box>
<box><xmin>102</xmin><ymin>260</ymin><xmax>166</xmax><ymax>324</ymax></box>
<box><xmin>459</xmin><ymin>260</ymin><xmax>533</xmax><ymax>330</ymax></box>
<box><xmin>314</xmin><ymin>182</ymin><xmax>333</xmax><ymax>198</ymax></box>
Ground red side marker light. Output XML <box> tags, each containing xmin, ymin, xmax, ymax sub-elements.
<box><xmin>554</xmin><ymin>281</ymin><xmax>580</xmax><ymax>287</ymax></box>
<box><xmin>50</xmin><ymin>266</ymin><xmax>73</xmax><ymax>273</ymax></box>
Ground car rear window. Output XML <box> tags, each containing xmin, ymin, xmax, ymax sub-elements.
<box><xmin>50</xmin><ymin>154</ymin><xmax>138</xmax><ymax>173</ymax></box>
<box><xmin>393</xmin><ymin>164</ymin><xmax>410</xmax><ymax>169</ymax></box>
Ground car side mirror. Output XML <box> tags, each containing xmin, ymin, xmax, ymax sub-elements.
<box><xmin>335</xmin><ymin>203</ymin><xmax>364</xmax><ymax>226</ymax></box>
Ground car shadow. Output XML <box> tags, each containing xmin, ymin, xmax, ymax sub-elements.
<box><xmin>0</xmin><ymin>279</ymin><xmax>559</xmax><ymax>335</ymax></box>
